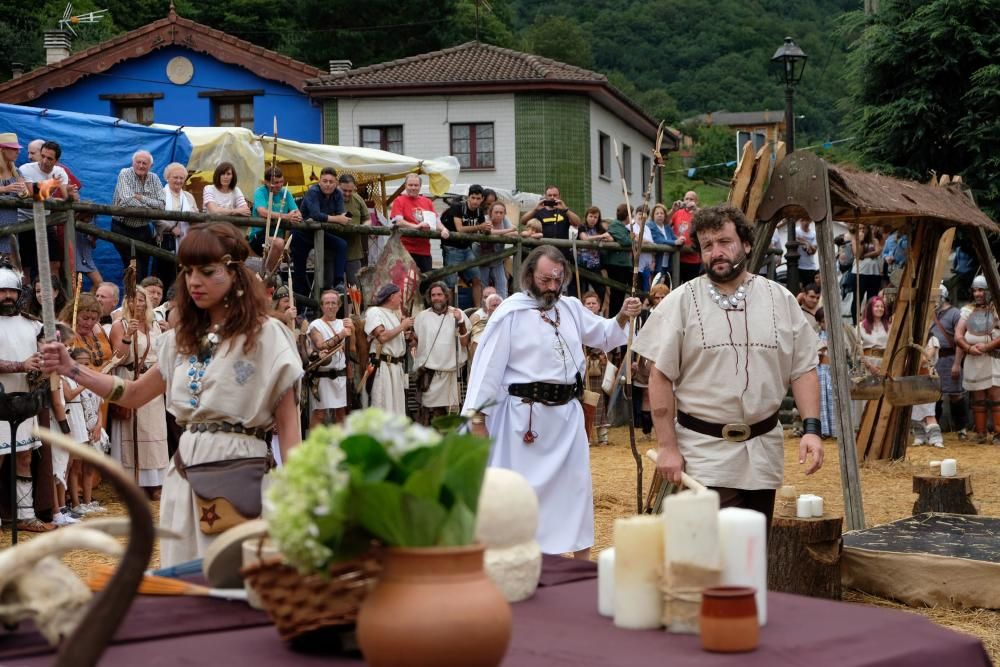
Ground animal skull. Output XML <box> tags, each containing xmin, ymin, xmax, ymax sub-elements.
<box><xmin>0</xmin><ymin>526</ymin><xmax>123</xmax><ymax>645</ymax></box>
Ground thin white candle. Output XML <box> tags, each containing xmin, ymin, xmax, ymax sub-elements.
<box><xmin>614</xmin><ymin>516</ymin><xmax>663</xmax><ymax>629</ymax></box>
<box><xmin>718</xmin><ymin>507</ymin><xmax>768</xmax><ymax>626</ymax></box>
<box><xmin>598</xmin><ymin>548</ymin><xmax>615</xmax><ymax>617</ymax></box>
<box><xmin>941</xmin><ymin>459</ymin><xmax>957</xmax><ymax>477</ymax></box>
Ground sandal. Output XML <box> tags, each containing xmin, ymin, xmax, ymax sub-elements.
<box><xmin>17</xmin><ymin>517</ymin><xmax>57</xmax><ymax>533</ymax></box>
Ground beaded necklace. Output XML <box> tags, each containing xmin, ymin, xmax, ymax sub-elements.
<box><xmin>79</xmin><ymin>333</ymin><xmax>106</xmax><ymax>368</ymax></box>
<box><xmin>706</xmin><ymin>276</ymin><xmax>752</xmax><ymax>311</ymax></box>
<box><xmin>187</xmin><ymin>324</ymin><xmax>221</xmax><ymax>408</ymax></box>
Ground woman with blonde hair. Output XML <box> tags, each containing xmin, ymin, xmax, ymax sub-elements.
<box><xmin>0</xmin><ymin>133</ymin><xmax>27</xmax><ymax>258</ymax></box>
<box><xmin>109</xmin><ymin>286</ymin><xmax>169</xmax><ymax>497</ymax></box>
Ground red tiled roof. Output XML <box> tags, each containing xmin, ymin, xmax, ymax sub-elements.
<box><xmin>308</xmin><ymin>41</ymin><xmax>606</xmax><ymax>87</ymax></box>
<box><xmin>0</xmin><ymin>6</ymin><xmax>323</xmax><ymax>104</ymax></box>
<box><xmin>305</xmin><ymin>42</ymin><xmax>674</xmax><ymax>145</ymax></box>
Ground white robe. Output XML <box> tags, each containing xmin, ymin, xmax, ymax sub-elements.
<box><xmin>414</xmin><ymin>308</ymin><xmax>471</xmax><ymax>409</ymax></box>
<box><xmin>633</xmin><ymin>275</ymin><xmax>817</xmax><ymax>490</ymax></box>
<box><xmin>364</xmin><ymin>307</ymin><xmax>408</xmax><ymax>415</ymax></box>
<box><xmin>463</xmin><ymin>293</ymin><xmax>628</xmax><ymax>554</ymax></box>
<box><xmin>308</xmin><ymin>318</ymin><xmax>347</xmax><ymax>410</ymax></box>
<box><xmin>0</xmin><ymin>316</ymin><xmax>43</xmax><ymax>454</ymax></box>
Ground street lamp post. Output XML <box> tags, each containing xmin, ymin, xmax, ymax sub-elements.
<box><xmin>771</xmin><ymin>36</ymin><xmax>807</xmax><ymax>294</ymax></box>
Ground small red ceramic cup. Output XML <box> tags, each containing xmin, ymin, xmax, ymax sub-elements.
<box><xmin>699</xmin><ymin>586</ymin><xmax>759</xmax><ymax>653</ymax></box>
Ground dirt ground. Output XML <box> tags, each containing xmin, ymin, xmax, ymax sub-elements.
<box><xmin>4</xmin><ymin>427</ymin><xmax>998</xmax><ymax>662</ymax></box>
<box><xmin>592</xmin><ymin>426</ymin><xmax>1000</xmax><ymax>663</ymax></box>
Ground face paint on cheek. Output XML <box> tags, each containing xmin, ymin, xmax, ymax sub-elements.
<box><xmin>208</xmin><ymin>266</ymin><xmax>228</xmax><ymax>284</ymax></box>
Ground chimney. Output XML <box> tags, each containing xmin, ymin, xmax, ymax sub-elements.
<box><xmin>328</xmin><ymin>59</ymin><xmax>353</xmax><ymax>75</ymax></box>
<box><xmin>11</xmin><ymin>63</ymin><xmax>24</xmax><ymax>79</ymax></box>
<box><xmin>44</xmin><ymin>30</ymin><xmax>72</xmax><ymax>65</ymax></box>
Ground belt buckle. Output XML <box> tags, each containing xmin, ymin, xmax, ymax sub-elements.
<box><xmin>722</xmin><ymin>423</ymin><xmax>751</xmax><ymax>442</ymax></box>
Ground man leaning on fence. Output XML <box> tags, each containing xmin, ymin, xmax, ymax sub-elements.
<box><xmin>111</xmin><ymin>150</ymin><xmax>165</xmax><ymax>280</ymax></box>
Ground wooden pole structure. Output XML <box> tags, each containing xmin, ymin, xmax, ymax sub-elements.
<box><xmin>62</xmin><ymin>209</ymin><xmax>75</xmax><ymax>291</ymax></box>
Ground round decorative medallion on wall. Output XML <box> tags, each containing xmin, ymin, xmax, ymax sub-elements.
<box><xmin>166</xmin><ymin>56</ymin><xmax>194</xmax><ymax>85</ymax></box>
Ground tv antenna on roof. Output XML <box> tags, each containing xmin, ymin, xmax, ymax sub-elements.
<box><xmin>59</xmin><ymin>3</ymin><xmax>109</xmax><ymax>36</ymax></box>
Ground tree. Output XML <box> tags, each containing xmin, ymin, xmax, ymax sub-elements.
<box><xmin>520</xmin><ymin>15</ymin><xmax>593</xmax><ymax>69</ymax></box>
<box><xmin>688</xmin><ymin>124</ymin><xmax>736</xmax><ymax>180</ymax></box>
<box><xmin>844</xmin><ymin>0</ymin><xmax>1000</xmax><ymax>220</ymax></box>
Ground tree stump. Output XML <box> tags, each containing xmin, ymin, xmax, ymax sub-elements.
<box><xmin>768</xmin><ymin>515</ymin><xmax>843</xmax><ymax>600</ymax></box>
<box><xmin>912</xmin><ymin>473</ymin><xmax>977</xmax><ymax>515</ymax></box>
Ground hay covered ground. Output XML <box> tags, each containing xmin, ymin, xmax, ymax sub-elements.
<box><xmin>592</xmin><ymin>427</ymin><xmax>1000</xmax><ymax>663</ymax></box>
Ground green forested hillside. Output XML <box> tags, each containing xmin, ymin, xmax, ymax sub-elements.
<box><xmin>5</xmin><ymin>0</ymin><xmax>856</xmax><ymax>140</ymax></box>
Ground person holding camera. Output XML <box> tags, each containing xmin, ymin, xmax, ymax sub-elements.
<box><xmin>520</xmin><ymin>185</ymin><xmax>581</xmax><ymax>294</ymax></box>
<box><xmin>670</xmin><ymin>190</ymin><xmax>701</xmax><ymax>284</ymax></box>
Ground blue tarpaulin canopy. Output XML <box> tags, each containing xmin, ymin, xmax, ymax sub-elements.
<box><xmin>0</xmin><ymin>102</ymin><xmax>193</xmax><ymax>286</ymax></box>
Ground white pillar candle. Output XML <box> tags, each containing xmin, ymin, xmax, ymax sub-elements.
<box><xmin>614</xmin><ymin>516</ymin><xmax>664</xmax><ymax>629</ymax></box>
<box><xmin>941</xmin><ymin>459</ymin><xmax>957</xmax><ymax>477</ymax></box>
<box><xmin>662</xmin><ymin>489</ymin><xmax>721</xmax><ymax>633</ymax></box>
<box><xmin>718</xmin><ymin>507</ymin><xmax>768</xmax><ymax>626</ymax></box>
<box><xmin>929</xmin><ymin>460</ymin><xmax>942</xmax><ymax>470</ymax></box>
<box><xmin>796</xmin><ymin>495</ymin><xmax>813</xmax><ymax>518</ymax></box>
<box><xmin>809</xmin><ymin>495</ymin><xmax>824</xmax><ymax>517</ymax></box>
<box><xmin>598</xmin><ymin>548</ymin><xmax>615</xmax><ymax>617</ymax></box>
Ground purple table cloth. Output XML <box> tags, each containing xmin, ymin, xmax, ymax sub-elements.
<box><xmin>0</xmin><ymin>556</ymin><xmax>990</xmax><ymax>666</ymax></box>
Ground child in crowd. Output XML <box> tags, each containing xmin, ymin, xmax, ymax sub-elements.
<box><xmin>815</xmin><ymin>308</ymin><xmax>834</xmax><ymax>439</ymax></box>
<box><xmin>69</xmin><ymin>347</ymin><xmax>109</xmax><ymax>515</ymax></box>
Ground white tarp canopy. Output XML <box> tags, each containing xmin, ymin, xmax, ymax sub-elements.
<box><xmin>178</xmin><ymin>126</ymin><xmax>460</xmax><ymax>198</ymax></box>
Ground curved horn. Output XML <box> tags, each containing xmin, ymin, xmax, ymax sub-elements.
<box><xmin>0</xmin><ymin>527</ymin><xmax>123</xmax><ymax>590</ymax></box>
<box><xmin>82</xmin><ymin>517</ymin><xmax>183</xmax><ymax>541</ymax></box>
<box><xmin>33</xmin><ymin>427</ymin><xmax>154</xmax><ymax>667</ymax></box>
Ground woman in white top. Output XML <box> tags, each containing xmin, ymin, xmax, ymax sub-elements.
<box><xmin>157</xmin><ymin>162</ymin><xmax>197</xmax><ymax>283</ymax></box>
<box><xmin>202</xmin><ymin>161</ymin><xmax>251</xmax><ymax>216</ymax></box>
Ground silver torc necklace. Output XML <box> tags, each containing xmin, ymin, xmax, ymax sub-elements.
<box><xmin>707</xmin><ymin>277</ymin><xmax>752</xmax><ymax>311</ymax></box>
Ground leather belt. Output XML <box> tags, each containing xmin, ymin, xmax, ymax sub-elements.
<box><xmin>182</xmin><ymin>421</ymin><xmax>268</xmax><ymax>440</ymax></box>
<box><xmin>509</xmin><ymin>381</ymin><xmax>579</xmax><ymax>406</ymax></box>
<box><xmin>378</xmin><ymin>353</ymin><xmax>406</xmax><ymax>365</ymax></box>
<box><xmin>677</xmin><ymin>410</ymin><xmax>780</xmax><ymax>443</ymax></box>
<box><xmin>313</xmin><ymin>369</ymin><xmax>347</xmax><ymax>379</ymax></box>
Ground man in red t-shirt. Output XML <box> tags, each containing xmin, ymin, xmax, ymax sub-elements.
<box><xmin>671</xmin><ymin>190</ymin><xmax>701</xmax><ymax>284</ymax></box>
<box><xmin>389</xmin><ymin>173</ymin><xmax>450</xmax><ymax>273</ymax></box>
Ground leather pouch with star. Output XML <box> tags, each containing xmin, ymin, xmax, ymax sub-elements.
<box><xmin>176</xmin><ymin>456</ymin><xmax>272</xmax><ymax>535</ymax></box>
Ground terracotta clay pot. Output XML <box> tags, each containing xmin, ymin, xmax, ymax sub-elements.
<box><xmin>356</xmin><ymin>543</ymin><xmax>512</xmax><ymax>667</ymax></box>
<box><xmin>699</xmin><ymin>586</ymin><xmax>759</xmax><ymax>653</ymax></box>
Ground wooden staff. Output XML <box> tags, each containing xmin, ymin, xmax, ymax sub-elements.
<box><xmin>71</xmin><ymin>272</ymin><xmax>83</xmax><ymax>333</ymax></box>
<box><xmin>123</xmin><ymin>243</ymin><xmax>140</xmax><ymax>484</ymax></box>
<box><xmin>30</xmin><ymin>180</ymin><xmax>60</xmax><ymax>390</ymax></box>
<box><xmin>260</xmin><ymin>116</ymin><xmax>279</xmax><ymax>279</ymax></box>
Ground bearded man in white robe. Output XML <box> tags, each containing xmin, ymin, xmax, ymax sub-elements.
<box><xmin>634</xmin><ymin>205</ymin><xmax>823</xmax><ymax>526</ymax></box>
<box><xmin>364</xmin><ymin>283</ymin><xmax>413</xmax><ymax>415</ymax></box>
<box><xmin>413</xmin><ymin>282</ymin><xmax>471</xmax><ymax>421</ymax></box>
<box><xmin>464</xmin><ymin>245</ymin><xmax>641</xmax><ymax>559</ymax></box>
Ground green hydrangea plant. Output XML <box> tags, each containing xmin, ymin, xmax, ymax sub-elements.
<box><xmin>265</xmin><ymin>408</ymin><xmax>491</xmax><ymax>573</ymax></box>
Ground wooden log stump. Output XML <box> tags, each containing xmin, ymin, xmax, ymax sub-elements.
<box><xmin>768</xmin><ymin>515</ymin><xmax>843</xmax><ymax>600</ymax></box>
<box><xmin>912</xmin><ymin>473</ymin><xmax>977</xmax><ymax>515</ymax></box>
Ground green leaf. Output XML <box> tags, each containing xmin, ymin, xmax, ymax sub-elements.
<box><xmin>430</xmin><ymin>413</ymin><xmax>467</xmax><ymax>433</ymax></box>
<box><xmin>340</xmin><ymin>435</ymin><xmax>393</xmax><ymax>481</ymax></box>
<box><xmin>402</xmin><ymin>447</ymin><xmax>447</xmax><ymax>501</ymax></box>
<box><xmin>438</xmin><ymin>501</ymin><xmax>477</xmax><ymax>546</ymax></box>
<box><xmin>354</xmin><ymin>483</ymin><xmax>447</xmax><ymax>547</ymax></box>
<box><xmin>441</xmin><ymin>435</ymin><xmax>491</xmax><ymax>512</ymax></box>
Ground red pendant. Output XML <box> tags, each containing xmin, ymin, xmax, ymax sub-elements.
<box><xmin>523</xmin><ymin>430</ymin><xmax>536</xmax><ymax>444</ymax></box>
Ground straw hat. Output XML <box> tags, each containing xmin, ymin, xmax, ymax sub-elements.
<box><xmin>0</xmin><ymin>132</ymin><xmax>22</xmax><ymax>150</ymax></box>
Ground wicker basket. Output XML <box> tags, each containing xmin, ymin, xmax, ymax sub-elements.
<box><xmin>241</xmin><ymin>555</ymin><xmax>380</xmax><ymax>642</ymax></box>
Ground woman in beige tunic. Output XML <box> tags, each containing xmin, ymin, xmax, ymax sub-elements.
<box><xmin>42</xmin><ymin>223</ymin><xmax>302</xmax><ymax>566</ymax></box>
<box><xmin>109</xmin><ymin>286</ymin><xmax>168</xmax><ymax>494</ymax></box>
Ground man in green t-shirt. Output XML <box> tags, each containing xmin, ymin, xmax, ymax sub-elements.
<box><xmin>338</xmin><ymin>174</ymin><xmax>371</xmax><ymax>285</ymax></box>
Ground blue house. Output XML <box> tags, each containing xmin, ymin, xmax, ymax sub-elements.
<box><xmin>0</xmin><ymin>5</ymin><xmax>323</xmax><ymax>142</ymax></box>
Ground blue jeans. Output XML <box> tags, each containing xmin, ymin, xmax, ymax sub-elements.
<box><xmin>442</xmin><ymin>246</ymin><xmax>481</xmax><ymax>289</ymax></box>
<box><xmin>290</xmin><ymin>229</ymin><xmax>347</xmax><ymax>296</ymax></box>
<box><xmin>482</xmin><ymin>262</ymin><xmax>507</xmax><ymax>298</ymax></box>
